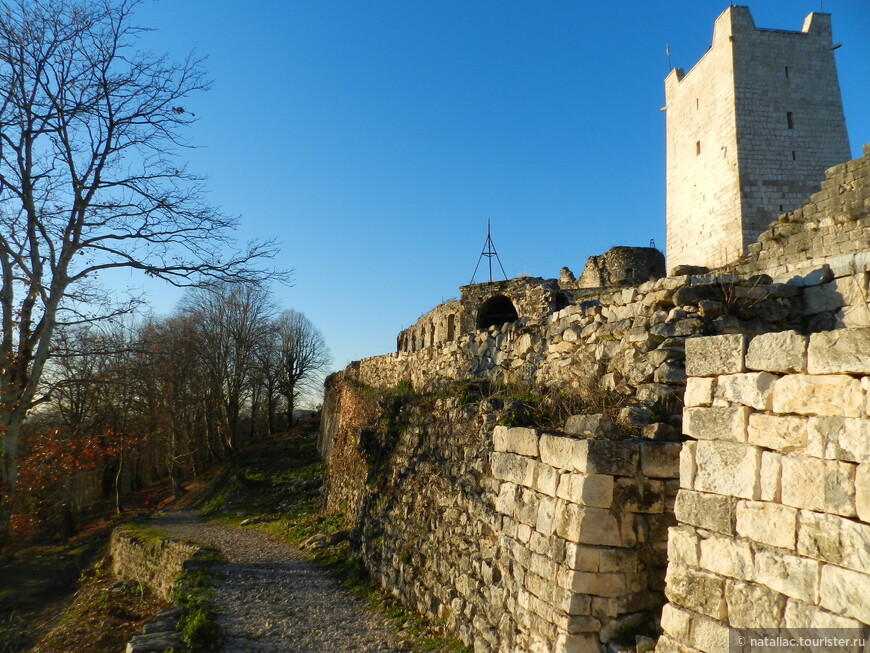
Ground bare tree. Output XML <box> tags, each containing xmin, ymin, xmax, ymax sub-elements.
<box><xmin>183</xmin><ymin>282</ymin><xmax>275</xmax><ymax>452</ymax></box>
<box><xmin>0</xmin><ymin>0</ymin><xmax>285</xmax><ymax>531</ymax></box>
<box><xmin>274</xmin><ymin>310</ymin><xmax>330</xmax><ymax>427</ymax></box>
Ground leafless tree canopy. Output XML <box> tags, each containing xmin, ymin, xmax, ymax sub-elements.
<box><xmin>0</xmin><ymin>0</ymin><xmax>287</xmax><ymax>527</ymax></box>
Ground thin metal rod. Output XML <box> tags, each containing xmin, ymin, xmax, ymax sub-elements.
<box><xmin>470</xmin><ymin>219</ymin><xmax>508</xmax><ymax>284</ymax></box>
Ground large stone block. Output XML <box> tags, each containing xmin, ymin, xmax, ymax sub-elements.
<box><xmin>493</xmin><ymin>425</ymin><xmax>540</xmax><ymax>457</ymax></box>
<box><xmin>683</xmin><ymin>406</ymin><xmax>750</xmax><ymax>442</ymax></box>
<box><xmin>613</xmin><ymin>478</ymin><xmax>665</xmax><ymax>513</ymax></box>
<box><xmin>685</xmin><ymin>334</ymin><xmax>746</xmax><ymax>377</ymax></box>
<box><xmin>693</xmin><ymin>441</ymin><xmax>761</xmax><ymax>500</ymax></box>
<box><xmin>760</xmin><ymin>452</ymin><xmax>782</xmax><ymax>502</ymax></box>
<box><xmin>699</xmin><ymin>533</ymin><xmax>753</xmax><ymax>581</ymax></box>
<box><xmin>781</xmin><ymin>455</ymin><xmax>856</xmax><ymax>517</ymax></box>
<box><xmin>745</xmin><ymin>330</ymin><xmax>807</xmax><ymax>373</ymax></box>
<box><xmin>680</xmin><ymin>441</ymin><xmax>696</xmax><ymax>490</ymax></box>
<box><xmin>664</xmin><ymin>565</ymin><xmax>726</xmax><ymax>620</ymax></box>
<box><xmin>539</xmin><ymin>434</ymin><xmax>585</xmax><ymax>471</ymax></box>
<box><xmin>684</xmin><ymin>376</ymin><xmax>715</xmax><ymax>407</ymax></box>
<box><xmin>754</xmin><ymin>548</ymin><xmax>819</xmax><ymax>603</ymax></box>
<box><xmin>819</xmin><ymin>564</ymin><xmax>870</xmax><ymax>623</ymax></box>
<box><xmin>556</xmin><ymin>472</ymin><xmax>613</xmax><ymax>509</ymax></box>
<box><xmin>641</xmin><ymin>442</ymin><xmax>682</xmax><ymax>478</ymax></box>
<box><xmin>736</xmin><ymin>500</ymin><xmax>797</xmax><ymax>550</ymax></box>
<box><xmin>554</xmin><ymin>503</ymin><xmax>622</xmax><ymax>546</ymax></box>
<box><xmin>715</xmin><ymin>372</ymin><xmax>777</xmax><ymax>410</ymax></box>
<box><xmin>529</xmin><ymin>461</ymin><xmax>560</xmax><ymax>497</ymax></box>
<box><xmin>857</xmin><ymin>463</ymin><xmax>870</xmax><ymax>522</ymax></box>
<box><xmin>558</xmin><ymin>569</ymin><xmax>634</xmax><ymax>598</ymax></box>
<box><xmin>808</xmin><ymin>328</ymin><xmax>870</xmax><ymax>375</ymax></box>
<box><xmin>667</xmin><ymin>525</ymin><xmax>700</xmax><ymax>567</ymax></box>
<box><xmin>725</xmin><ymin>579</ymin><xmax>787</xmax><ymax>629</ymax></box>
<box><xmin>553</xmin><ymin>632</ymin><xmax>599</xmax><ymax>653</ymax></box>
<box><xmin>772</xmin><ymin>374</ymin><xmax>864</xmax><ymax>417</ymax></box>
<box><xmin>797</xmin><ymin>509</ymin><xmax>870</xmax><ymax>575</ymax></box>
<box><xmin>807</xmin><ymin>416</ymin><xmax>870</xmax><ymax>463</ymax></box>
<box><xmin>784</xmin><ymin>598</ymin><xmax>865</xmax><ymax>629</ymax></box>
<box><xmin>747</xmin><ymin>414</ymin><xmax>807</xmax><ymax>452</ymax></box>
<box><xmin>573</xmin><ymin>440</ymin><xmax>640</xmax><ymax>476</ymax></box>
<box><xmin>673</xmin><ymin>490</ymin><xmax>736</xmax><ymax>535</ymax></box>
<box><xmin>491</xmin><ymin>452</ymin><xmax>533</xmax><ymax>486</ymax></box>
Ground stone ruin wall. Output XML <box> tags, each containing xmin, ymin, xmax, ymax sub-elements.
<box><xmin>658</xmin><ymin>329</ymin><xmax>870</xmax><ymax>652</ymax></box>
<box><xmin>321</xmin><ymin>376</ymin><xmax>682</xmax><ymax>652</ymax></box>
<box><xmin>321</xmin><ymin>146</ymin><xmax>870</xmax><ymax>652</ymax></box>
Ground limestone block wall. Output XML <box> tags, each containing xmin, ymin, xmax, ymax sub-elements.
<box><xmin>322</xmin><ymin>375</ymin><xmax>681</xmax><ymax>652</ymax></box>
<box><xmin>657</xmin><ymin>329</ymin><xmax>870</xmax><ymax>652</ymax></box>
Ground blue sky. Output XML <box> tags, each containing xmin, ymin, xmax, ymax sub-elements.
<box><xmin>125</xmin><ymin>0</ymin><xmax>870</xmax><ymax>375</ymax></box>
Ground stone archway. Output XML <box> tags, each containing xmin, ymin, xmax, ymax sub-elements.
<box><xmin>477</xmin><ymin>295</ymin><xmax>519</xmax><ymax>330</ymax></box>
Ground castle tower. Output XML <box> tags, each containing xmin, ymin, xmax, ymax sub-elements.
<box><xmin>664</xmin><ymin>6</ymin><xmax>850</xmax><ymax>272</ymax></box>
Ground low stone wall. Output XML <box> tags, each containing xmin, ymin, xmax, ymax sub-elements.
<box><xmin>110</xmin><ymin>527</ymin><xmax>202</xmax><ymax>601</ymax></box>
<box><xmin>323</xmin><ymin>377</ymin><xmax>681</xmax><ymax>652</ymax></box>
<box><xmin>657</xmin><ymin>329</ymin><xmax>870</xmax><ymax>652</ymax></box>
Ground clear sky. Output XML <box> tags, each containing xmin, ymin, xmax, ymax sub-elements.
<box><xmin>123</xmin><ymin>0</ymin><xmax>870</xmax><ymax>376</ymax></box>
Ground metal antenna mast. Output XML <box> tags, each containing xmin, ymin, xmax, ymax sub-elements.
<box><xmin>470</xmin><ymin>219</ymin><xmax>507</xmax><ymax>284</ymax></box>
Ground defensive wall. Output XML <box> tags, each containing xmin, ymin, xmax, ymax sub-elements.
<box><xmin>321</xmin><ymin>146</ymin><xmax>870</xmax><ymax>653</ymax></box>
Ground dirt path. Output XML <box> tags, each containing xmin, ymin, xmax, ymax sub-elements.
<box><xmin>156</xmin><ymin>510</ymin><xmax>404</xmax><ymax>653</ymax></box>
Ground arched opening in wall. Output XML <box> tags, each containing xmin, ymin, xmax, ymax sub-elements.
<box><xmin>477</xmin><ymin>295</ymin><xmax>519</xmax><ymax>330</ymax></box>
<box><xmin>555</xmin><ymin>292</ymin><xmax>570</xmax><ymax>311</ymax></box>
<box><xmin>447</xmin><ymin>314</ymin><xmax>456</xmax><ymax>341</ymax></box>
<box><xmin>429</xmin><ymin>323</ymin><xmax>435</xmax><ymax>347</ymax></box>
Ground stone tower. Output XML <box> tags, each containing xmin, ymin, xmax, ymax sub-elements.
<box><xmin>664</xmin><ymin>6</ymin><xmax>850</xmax><ymax>272</ymax></box>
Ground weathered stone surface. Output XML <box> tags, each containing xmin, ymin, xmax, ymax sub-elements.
<box><xmin>781</xmin><ymin>455</ymin><xmax>856</xmax><ymax>516</ymax></box>
<box><xmin>683</xmin><ymin>406</ymin><xmax>749</xmax><ymax>442</ymax></box>
<box><xmin>664</xmin><ymin>565</ymin><xmax>726</xmax><ymax>619</ymax></box>
<box><xmin>785</xmin><ymin>598</ymin><xmax>865</xmax><ymax>630</ymax></box>
<box><xmin>715</xmin><ymin>372</ymin><xmax>777</xmax><ymax>410</ymax></box>
<box><xmin>736</xmin><ymin>500</ymin><xmax>797</xmax><ymax>550</ymax></box>
<box><xmin>857</xmin><ymin>463</ymin><xmax>870</xmax><ymax>522</ymax></box>
<box><xmin>667</xmin><ymin>526</ymin><xmax>699</xmax><ymax>567</ymax></box>
<box><xmin>640</xmin><ymin>442</ymin><xmax>682</xmax><ymax>479</ymax></box>
<box><xmin>699</xmin><ymin>533</ymin><xmax>753</xmax><ymax>581</ymax></box>
<box><xmin>683</xmin><ymin>376</ymin><xmax>714</xmax><ymax>407</ymax></box>
<box><xmin>819</xmin><ymin>564</ymin><xmax>870</xmax><ymax>623</ymax></box>
<box><xmin>772</xmin><ymin>374</ymin><xmax>864</xmax><ymax>417</ymax></box>
<box><xmin>745</xmin><ymin>330</ymin><xmax>807</xmax><ymax>373</ymax></box>
<box><xmin>754</xmin><ymin>549</ymin><xmax>819</xmax><ymax>603</ymax></box>
<box><xmin>760</xmin><ymin>452</ymin><xmax>782</xmax><ymax>502</ymax></box>
<box><xmin>747</xmin><ymin>414</ymin><xmax>806</xmax><ymax>452</ymax></box>
<box><xmin>797</xmin><ymin>509</ymin><xmax>870</xmax><ymax>574</ymax></box>
<box><xmin>725</xmin><ymin>580</ymin><xmax>787</xmax><ymax>629</ymax></box>
<box><xmin>539</xmin><ymin>434</ymin><xmax>585</xmax><ymax>471</ymax></box>
<box><xmin>573</xmin><ymin>440</ymin><xmax>640</xmax><ymax>476</ymax></box>
<box><xmin>126</xmin><ymin>632</ymin><xmax>183</xmax><ymax>653</ymax></box>
<box><xmin>693</xmin><ymin>441</ymin><xmax>761</xmax><ymax>500</ymax></box>
<box><xmin>673</xmin><ymin>490</ymin><xmax>736</xmax><ymax>535</ymax></box>
<box><xmin>685</xmin><ymin>334</ymin><xmax>746</xmax><ymax>377</ymax></box>
<box><xmin>679</xmin><ymin>441</ymin><xmax>696</xmax><ymax>489</ymax></box>
<box><xmin>493</xmin><ymin>426</ymin><xmax>540</xmax><ymax>457</ymax></box>
<box><xmin>556</xmin><ymin>473</ymin><xmax>613</xmax><ymax>509</ymax></box>
<box><xmin>807</xmin><ymin>416</ymin><xmax>870</xmax><ymax>463</ymax></box>
<box><xmin>491</xmin><ymin>451</ymin><xmax>533</xmax><ymax>486</ymax></box>
<box><xmin>808</xmin><ymin>328</ymin><xmax>870</xmax><ymax>375</ymax></box>
<box><xmin>614</xmin><ymin>478</ymin><xmax>665</xmax><ymax>513</ymax></box>
<box><xmin>554</xmin><ymin>503</ymin><xmax>622</xmax><ymax>546</ymax></box>
<box><xmin>563</xmin><ymin>414</ymin><xmax>618</xmax><ymax>440</ymax></box>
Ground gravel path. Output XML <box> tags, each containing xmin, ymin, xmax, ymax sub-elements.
<box><xmin>156</xmin><ymin>510</ymin><xmax>404</xmax><ymax>653</ymax></box>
